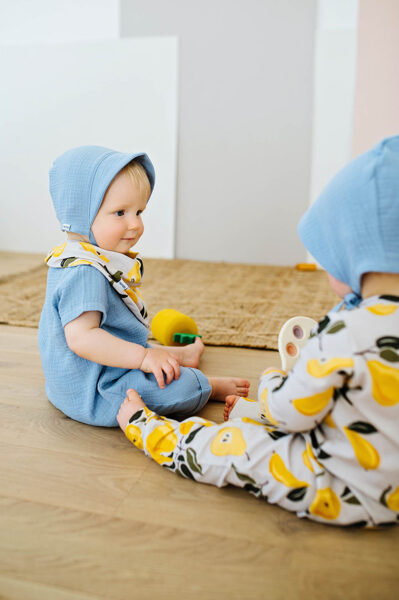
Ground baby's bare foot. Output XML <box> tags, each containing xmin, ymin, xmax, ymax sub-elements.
<box><xmin>181</xmin><ymin>337</ymin><xmax>205</xmax><ymax>367</ymax></box>
<box><xmin>117</xmin><ymin>388</ymin><xmax>146</xmax><ymax>431</ymax></box>
<box><xmin>209</xmin><ymin>377</ymin><xmax>250</xmax><ymax>402</ymax></box>
<box><xmin>224</xmin><ymin>395</ymin><xmax>240</xmax><ymax>421</ymax></box>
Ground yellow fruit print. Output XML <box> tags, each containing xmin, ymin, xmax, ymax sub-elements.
<box><xmin>262</xmin><ymin>368</ymin><xmax>286</xmax><ymax>377</ymax></box>
<box><xmin>323</xmin><ymin>413</ymin><xmax>336</xmax><ymax>428</ymax></box>
<box><xmin>241</xmin><ymin>417</ymin><xmax>264</xmax><ymax>426</ymax></box>
<box><xmin>307</xmin><ymin>357</ymin><xmax>354</xmax><ymax>378</ymax></box>
<box><xmin>125</xmin><ymin>287</ymin><xmax>138</xmax><ymax>303</ymax></box>
<box><xmin>302</xmin><ymin>442</ymin><xmax>323</xmax><ymax>473</ymax></box>
<box><xmin>302</xmin><ymin>448</ymin><xmax>314</xmax><ymax>473</ymax></box>
<box><xmin>343</xmin><ymin>427</ymin><xmax>380</xmax><ymax>470</ymax></box>
<box><xmin>146</xmin><ymin>423</ymin><xmax>178</xmax><ymax>465</ymax></box>
<box><xmin>367</xmin><ymin>304</ymin><xmax>398</xmax><ymax>316</ymax></box>
<box><xmin>67</xmin><ymin>259</ymin><xmax>93</xmax><ymax>267</ymax></box>
<box><xmin>50</xmin><ymin>242</ymin><xmax>67</xmax><ymax>258</ymax></box>
<box><xmin>385</xmin><ymin>486</ymin><xmax>399</xmax><ymax>512</ymax></box>
<box><xmin>125</xmin><ymin>423</ymin><xmax>143</xmax><ymax>450</ymax></box>
<box><xmin>269</xmin><ymin>453</ymin><xmax>309</xmax><ymax>488</ymax></box>
<box><xmin>79</xmin><ymin>242</ymin><xmax>109</xmax><ymax>262</ymax></box>
<box><xmin>309</xmin><ymin>488</ymin><xmax>341</xmax><ymax>520</ymax></box>
<box><xmin>179</xmin><ymin>420</ymin><xmax>213</xmax><ymax>435</ymax></box>
<box><xmin>210</xmin><ymin>428</ymin><xmax>247</xmax><ymax>457</ymax></box>
<box><xmin>292</xmin><ymin>387</ymin><xmax>334</xmax><ymax>416</ymax></box>
<box><xmin>126</xmin><ymin>261</ymin><xmax>142</xmax><ymax>282</ymax></box>
<box><xmin>260</xmin><ymin>388</ymin><xmax>279</xmax><ymax>425</ymax></box>
<box><xmin>367</xmin><ymin>360</ymin><xmax>399</xmax><ymax>406</ymax></box>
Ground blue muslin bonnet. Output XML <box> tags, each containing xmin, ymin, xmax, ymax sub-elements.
<box><xmin>49</xmin><ymin>145</ymin><xmax>156</xmax><ymax>244</ymax></box>
<box><xmin>298</xmin><ymin>135</ymin><xmax>399</xmax><ymax>295</ymax></box>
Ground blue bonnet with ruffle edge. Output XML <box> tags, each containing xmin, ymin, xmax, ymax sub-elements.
<box><xmin>49</xmin><ymin>145</ymin><xmax>155</xmax><ymax>245</ymax></box>
<box><xmin>298</xmin><ymin>135</ymin><xmax>399</xmax><ymax>295</ymax></box>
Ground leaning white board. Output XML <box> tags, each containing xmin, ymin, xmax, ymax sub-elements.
<box><xmin>0</xmin><ymin>37</ymin><xmax>178</xmax><ymax>258</ymax></box>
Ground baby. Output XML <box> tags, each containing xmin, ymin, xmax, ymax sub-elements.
<box><xmin>39</xmin><ymin>146</ymin><xmax>249</xmax><ymax>427</ymax></box>
<box><xmin>116</xmin><ymin>136</ymin><xmax>399</xmax><ymax>528</ymax></box>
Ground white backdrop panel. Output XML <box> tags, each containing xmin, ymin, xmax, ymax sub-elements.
<box><xmin>0</xmin><ymin>37</ymin><xmax>177</xmax><ymax>258</ymax></box>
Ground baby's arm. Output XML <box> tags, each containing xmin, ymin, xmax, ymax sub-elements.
<box><xmin>64</xmin><ymin>311</ymin><xmax>180</xmax><ymax>388</ymax></box>
<box><xmin>258</xmin><ymin>319</ymin><xmax>356</xmax><ymax>432</ymax></box>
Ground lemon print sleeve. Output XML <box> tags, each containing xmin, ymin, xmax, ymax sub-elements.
<box><xmin>257</xmin><ymin>317</ymin><xmax>359</xmax><ymax>433</ymax></box>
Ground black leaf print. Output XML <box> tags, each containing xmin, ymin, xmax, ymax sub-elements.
<box><xmin>317</xmin><ymin>316</ymin><xmax>330</xmax><ymax>334</ymax></box>
<box><xmin>232</xmin><ymin>464</ymin><xmax>257</xmax><ymax>484</ymax></box>
<box><xmin>185</xmin><ymin>426</ymin><xmax>205</xmax><ymax>444</ymax></box>
<box><xmin>376</xmin><ymin>336</ymin><xmax>399</xmax><ymax>350</ymax></box>
<box><xmin>287</xmin><ymin>487</ymin><xmax>308</xmax><ymax>502</ymax></box>
<box><xmin>347</xmin><ymin>421</ymin><xmax>378</xmax><ymax>435</ymax></box>
<box><xmin>326</xmin><ymin>321</ymin><xmax>346</xmax><ymax>334</ymax></box>
<box><xmin>179</xmin><ymin>464</ymin><xmax>195</xmax><ymax>480</ymax></box>
<box><xmin>317</xmin><ymin>449</ymin><xmax>331</xmax><ymax>460</ymax></box>
<box><xmin>380</xmin><ymin>295</ymin><xmax>399</xmax><ymax>302</ymax></box>
<box><xmin>379</xmin><ymin>349</ymin><xmax>399</xmax><ymax>363</ymax></box>
<box><xmin>187</xmin><ymin>448</ymin><xmax>202</xmax><ymax>474</ymax></box>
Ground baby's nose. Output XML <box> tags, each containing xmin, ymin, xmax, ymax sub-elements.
<box><xmin>128</xmin><ymin>216</ymin><xmax>140</xmax><ymax>229</ymax></box>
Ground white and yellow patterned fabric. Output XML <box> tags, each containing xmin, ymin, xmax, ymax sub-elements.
<box><xmin>123</xmin><ymin>295</ymin><xmax>399</xmax><ymax>528</ymax></box>
<box><xmin>45</xmin><ymin>240</ymin><xmax>148</xmax><ymax>326</ymax></box>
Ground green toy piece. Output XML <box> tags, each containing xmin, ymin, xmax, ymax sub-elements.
<box><xmin>173</xmin><ymin>333</ymin><xmax>202</xmax><ymax>344</ymax></box>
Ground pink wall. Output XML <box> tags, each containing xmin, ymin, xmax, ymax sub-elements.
<box><xmin>353</xmin><ymin>0</ymin><xmax>399</xmax><ymax>156</ymax></box>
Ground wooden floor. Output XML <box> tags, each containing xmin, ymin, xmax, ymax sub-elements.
<box><xmin>1</xmin><ymin>253</ymin><xmax>399</xmax><ymax>599</ymax></box>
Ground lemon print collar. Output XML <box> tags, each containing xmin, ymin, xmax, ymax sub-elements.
<box><xmin>45</xmin><ymin>239</ymin><xmax>149</xmax><ymax>326</ymax></box>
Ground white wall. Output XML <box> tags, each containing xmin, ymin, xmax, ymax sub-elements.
<box><xmin>0</xmin><ymin>1</ymin><xmax>178</xmax><ymax>258</ymax></box>
<box><xmin>121</xmin><ymin>0</ymin><xmax>317</xmax><ymax>266</ymax></box>
<box><xmin>309</xmin><ymin>0</ymin><xmax>358</xmax><ymax>208</ymax></box>
<box><xmin>0</xmin><ymin>38</ymin><xmax>178</xmax><ymax>258</ymax></box>
<box><xmin>353</xmin><ymin>0</ymin><xmax>399</xmax><ymax>156</ymax></box>
<box><xmin>0</xmin><ymin>0</ymin><xmax>120</xmax><ymax>43</ymax></box>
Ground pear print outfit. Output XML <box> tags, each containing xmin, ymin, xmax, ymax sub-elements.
<box><xmin>122</xmin><ymin>296</ymin><xmax>399</xmax><ymax>527</ymax></box>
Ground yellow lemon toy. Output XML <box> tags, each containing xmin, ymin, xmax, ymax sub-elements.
<box><xmin>307</xmin><ymin>357</ymin><xmax>354</xmax><ymax>378</ymax></box>
<box><xmin>343</xmin><ymin>427</ymin><xmax>380</xmax><ymax>470</ymax></box>
<box><xmin>210</xmin><ymin>428</ymin><xmax>247</xmax><ymax>457</ymax></box>
<box><xmin>292</xmin><ymin>387</ymin><xmax>334</xmax><ymax>416</ymax></box>
<box><xmin>269</xmin><ymin>453</ymin><xmax>309</xmax><ymax>488</ymax></box>
<box><xmin>146</xmin><ymin>423</ymin><xmax>178</xmax><ymax>465</ymax></box>
<box><xmin>309</xmin><ymin>487</ymin><xmax>341</xmax><ymax>520</ymax></box>
<box><xmin>367</xmin><ymin>360</ymin><xmax>399</xmax><ymax>406</ymax></box>
<box><xmin>151</xmin><ymin>309</ymin><xmax>199</xmax><ymax>346</ymax></box>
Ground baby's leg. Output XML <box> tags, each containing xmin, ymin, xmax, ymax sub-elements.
<box><xmin>208</xmin><ymin>377</ymin><xmax>250</xmax><ymax>402</ymax></box>
<box><xmin>118</xmin><ymin>391</ymin><xmax>375</xmax><ymax>528</ymax></box>
<box><xmin>118</xmin><ymin>390</ymin><xmax>314</xmax><ymax>508</ymax></box>
<box><xmin>224</xmin><ymin>395</ymin><xmax>260</xmax><ymax>421</ymax></box>
<box><xmin>162</xmin><ymin>337</ymin><xmax>205</xmax><ymax>368</ymax></box>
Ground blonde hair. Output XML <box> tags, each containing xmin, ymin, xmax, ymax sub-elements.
<box><xmin>122</xmin><ymin>161</ymin><xmax>151</xmax><ymax>202</ymax></box>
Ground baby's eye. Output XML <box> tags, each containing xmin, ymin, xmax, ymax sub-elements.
<box><xmin>136</xmin><ymin>210</ymin><xmax>142</xmax><ymax>216</ymax></box>
<box><xmin>115</xmin><ymin>210</ymin><xmax>125</xmax><ymax>217</ymax></box>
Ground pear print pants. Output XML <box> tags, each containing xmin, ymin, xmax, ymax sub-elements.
<box><xmin>123</xmin><ymin>406</ymin><xmax>373</xmax><ymax>527</ymax></box>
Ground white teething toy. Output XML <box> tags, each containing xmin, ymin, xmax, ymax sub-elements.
<box><xmin>228</xmin><ymin>315</ymin><xmax>318</xmax><ymax>421</ymax></box>
<box><xmin>278</xmin><ymin>316</ymin><xmax>318</xmax><ymax>371</ymax></box>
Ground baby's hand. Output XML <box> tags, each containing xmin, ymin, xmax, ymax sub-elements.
<box><xmin>140</xmin><ymin>348</ymin><xmax>180</xmax><ymax>389</ymax></box>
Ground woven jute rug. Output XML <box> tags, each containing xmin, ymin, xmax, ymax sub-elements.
<box><xmin>0</xmin><ymin>256</ymin><xmax>338</xmax><ymax>350</ymax></box>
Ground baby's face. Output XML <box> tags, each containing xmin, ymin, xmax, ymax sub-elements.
<box><xmin>91</xmin><ymin>170</ymin><xmax>147</xmax><ymax>254</ymax></box>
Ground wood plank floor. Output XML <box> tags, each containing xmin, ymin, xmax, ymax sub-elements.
<box><xmin>1</xmin><ymin>258</ymin><xmax>399</xmax><ymax>599</ymax></box>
